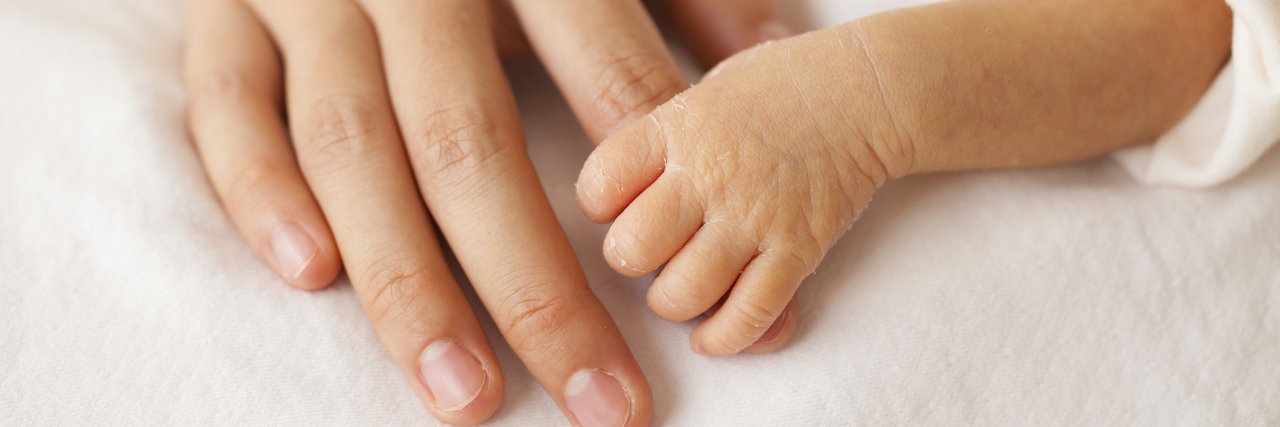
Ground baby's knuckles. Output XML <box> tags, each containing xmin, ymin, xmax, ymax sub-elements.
<box><xmin>665</xmin><ymin>34</ymin><xmax>878</xmax><ymax>256</ymax></box>
<box><xmin>605</xmin><ymin>22</ymin><xmax>904</xmax><ymax>354</ymax></box>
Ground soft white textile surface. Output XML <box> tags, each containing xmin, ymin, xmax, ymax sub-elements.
<box><xmin>2</xmin><ymin>0</ymin><xmax>1278</xmax><ymax>426</ymax></box>
<box><xmin>1115</xmin><ymin>0</ymin><xmax>1280</xmax><ymax>187</ymax></box>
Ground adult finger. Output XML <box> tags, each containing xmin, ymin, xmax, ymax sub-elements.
<box><xmin>509</xmin><ymin>0</ymin><xmax>688</xmax><ymax>142</ymax></box>
<box><xmin>184</xmin><ymin>0</ymin><xmax>341</xmax><ymax>290</ymax></box>
<box><xmin>360</xmin><ymin>1</ymin><xmax>653</xmax><ymax>426</ymax></box>
<box><xmin>244</xmin><ymin>0</ymin><xmax>504</xmax><ymax>423</ymax></box>
<box><xmin>489</xmin><ymin>0</ymin><xmax>531</xmax><ymax>58</ymax></box>
<box><xmin>664</xmin><ymin>0</ymin><xmax>793</xmax><ymax>68</ymax></box>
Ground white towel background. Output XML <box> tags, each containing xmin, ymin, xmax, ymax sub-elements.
<box><xmin>2</xmin><ymin>0</ymin><xmax>1277</xmax><ymax>425</ymax></box>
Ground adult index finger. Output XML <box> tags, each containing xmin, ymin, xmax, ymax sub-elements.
<box><xmin>509</xmin><ymin>0</ymin><xmax>687</xmax><ymax>143</ymax></box>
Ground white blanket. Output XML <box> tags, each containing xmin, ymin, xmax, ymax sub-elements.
<box><xmin>2</xmin><ymin>0</ymin><xmax>1277</xmax><ymax>426</ymax></box>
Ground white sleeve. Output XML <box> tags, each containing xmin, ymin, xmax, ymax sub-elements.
<box><xmin>1113</xmin><ymin>0</ymin><xmax>1280</xmax><ymax>187</ymax></box>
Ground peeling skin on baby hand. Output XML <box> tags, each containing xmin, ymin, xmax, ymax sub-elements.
<box><xmin>576</xmin><ymin>0</ymin><xmax>1233</xmax><ymax>356</ymax></box>
<box><xmin>575</xmin><ymin>26</ymin><xmax>887</xmax><ymax>356</ymax></box>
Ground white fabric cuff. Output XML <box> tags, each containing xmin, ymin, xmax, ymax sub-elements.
<box><xmin>1114</xmin><ymin>0</ymin><xmax>1280</xmax><ymax>187</ymax></box>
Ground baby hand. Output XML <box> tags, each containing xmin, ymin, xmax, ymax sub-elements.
<box><xmin>577</xmin><ymin>0</ymin><xmax>1232</xmax><ymax>357</ymax></box>
<box><xmin>576</xmin><ymin>27</ymin><xmax>908</xmax><ymax>355</ymax></box>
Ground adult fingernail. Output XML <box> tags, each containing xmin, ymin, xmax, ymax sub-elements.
<box><xmin>565</xmin><ymin>369</ymin><xmax>630</xmax><ymax>427</ymax></box>
<box><xmin>420</xmin><ymin>340</ymin><xmax>486</xmax><ymax>412</ymax></box>
<box><xmin>756</xmin><ymin>309</ymin><xmax>790</xmax><ymax>344</ymax></box>
<box><xmin>756</xmin><ymin>20</ymin><xmax>794</xmax><ymax>44</ymax></box>
<box><xmin>271</xmin><ymin>222</ymin><xmax>317</xmax><ymax>279</ymax></box>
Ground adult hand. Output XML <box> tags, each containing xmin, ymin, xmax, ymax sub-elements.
<box><xmin>182</xmin><ymin>0</ymin><xmax>785</xmax><ymax>425</ymax></box>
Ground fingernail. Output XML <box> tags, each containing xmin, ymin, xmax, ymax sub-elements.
<box><xmin>755</xmin><ymin>309</ymin><xmax>790</xmax><ymax>345</ymax></box>
<box><xmin>756</xmin><ymin>20</ymin><xmax>794</xmax><ymax>44</ymax></box>
<box><xmin>565</xmin><ymin>369</ymin><xmax>630</xmax><ymax>427</ymax></box>
<box><xmin>271</xmin><ymin>222</ymin><xmax>318</xmax><ymax>280</ymax></box>
<box><xmin>420</xmin><ymin>340</ymin><xmax>486</xmax><ymax>412</ymax></box>
<box><xmin>691</xmin><ymin>340</ymin><xmax>710</xmax><ymax>356</ymax></box>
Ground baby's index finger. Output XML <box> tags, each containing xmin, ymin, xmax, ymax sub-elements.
<box><xmin>576</xmin><ymin>111</ymin><xmax>670</xmax><ymax>223</ymax></box>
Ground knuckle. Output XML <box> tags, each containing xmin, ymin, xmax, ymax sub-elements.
<box><xmin>411</xmin><ymin>104</ymin><xmax>510</xmax><ymax>187</ymax></box>
<box><xmin>221</xmin><ymin>160</ymin><xmax>286</xmax><ymax>213</ymax></box>
<box><xmin>494</xmin><ymin>277</ymin><xmax>578</xmax><ymax>355</ymax></box>
<box><xmin>649</xmin><ymin>273</ymin><xmax>704</xmax><ymax>321</ymax></box>
<box><xmin>726</xmin><ymin>299</ymin><xmax>778</xmax><ymax>336</ymax></box>
<box><xmin>590</xmin><ymin>50</ymin><xmax>683</xmax><ymax>129</ymax></box>
<box><xmin>665</xmin><ymin>265</ymin><xmax>711</xmax><ymax>302</ymax></box>
<box><xmin>296</xmin><ymin>94</ymin><xmax>380</xmax><ymax>170</ymax></box>
<box><xmin>776</xmin><ymin>245</ymin><xmax>819</xmax><ymax>276</ymax></box>
<box><xmin>359</xmin><ymin>257</ymin><xmax>434</xmax><ymax>328</ymax></box>
<box><xmin>186</xmin><ymin>68</ymin><xmax>275</xmax><ymax>120</ymax></box>
<box><xmin>189</xmin><ymin>69</ymin><xmax>247</xmax><ymax>107</ymax></box>
<box><xmin>702</xmin><ymin>328</ymin><xmax>745</xmax><ymax>355</ymax></box>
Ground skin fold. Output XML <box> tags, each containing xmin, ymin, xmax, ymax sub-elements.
<box><xmin>577</xmin><ymin>0</ymin><xmax>1232</xmax><ymax>356</ymax></box>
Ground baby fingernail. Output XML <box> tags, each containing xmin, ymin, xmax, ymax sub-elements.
<box><xmin>271</xmin><ymin>222</ymin><xmax>317</xmax><ymax>280</ymax></box>
<box><xmin>565</xmin><ymin>369</ymin><xmax>630</xmax><ymax>427</ymax></box>
<box><xmin>420</xmin><ymin>340</ymin><xmax>486</xmax><ymax>412</ymax></box>
<box><xmin>691</xmin><ymin>340</ymin><xmax>710</xmax><ymax>356</ymax></box>
<box><xmin>756</xmin><ymin>20</ymin><xmax>794</xmax><ymax>44</ymax></box>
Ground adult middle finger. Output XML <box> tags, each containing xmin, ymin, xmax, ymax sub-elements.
<box><xmin>359</xmin><ymin>0</ymin><xmax>653</xmax><ymax>426</ymax></box>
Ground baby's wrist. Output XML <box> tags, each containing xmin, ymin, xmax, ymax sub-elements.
<box><xmin>826</xmin><ymin>0</ymin><xmax>1233</xmax><ymax>176</ymax></box>
<box><xmin>822</xmin><ymin>20</ymin><xmax>921</xmax><ymax>184</ymax></box>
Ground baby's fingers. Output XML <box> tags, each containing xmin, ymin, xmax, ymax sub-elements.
<box><xmin>184</xmin><ymin>0</ymin><xmax>341</xmax><ymax>290</ymax></box>
<box><xmin>649</xmin><ymin>221</ymin><xmax>800</xmax><ymax>354</ymax></box>
<box><xmin>603</xmin><ymin>176</ymin><xmax>703</xmax><ymax>277</ymax></box>
<box><xmin>691</xmin><ymin>248</ymin><xmax>810</xmax><ymax>355</ymax></box>
<box><xmin>576</xmin><ymin>113</ymin><xmax>669</xmax><ymax>223</ymax></box>
<box><xmin>741</xmin><ymin>297</ymin><xmax>798</xmax><ymax>354</ymax></box>
<box><xmin>646</xmin><ymin>221</ymin><xmax>754</xmax><ymax>322</ymax></box>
